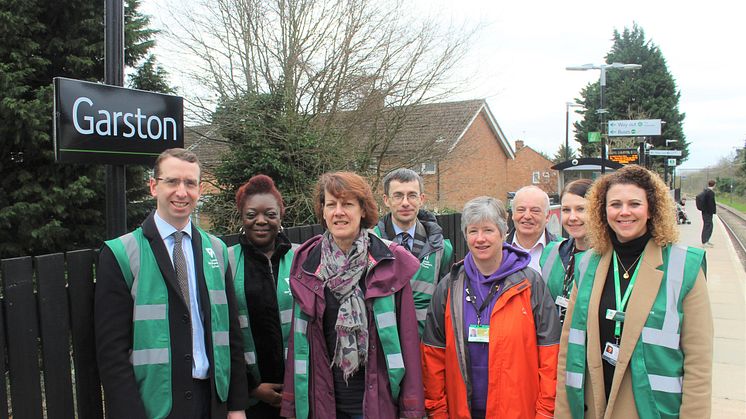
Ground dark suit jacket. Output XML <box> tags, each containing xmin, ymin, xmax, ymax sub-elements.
<box><xmin>94</xmin><ymin>212</ymin><xmax>248</xmax><ymax>418</ymax></box>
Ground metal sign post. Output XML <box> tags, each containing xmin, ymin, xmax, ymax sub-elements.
<box><xmin>105</xmin><ymin>0</ymin><xmax>126</xmax><ymax>239</ymax></box>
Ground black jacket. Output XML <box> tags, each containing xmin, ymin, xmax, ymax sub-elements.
<box><xmin>701</xmin><ymin>188</ymin><xmax>716</xmax><ymax>214</ymax></box>
<box><xmin>94</xmin><ymin>212</ymin><xmax>249</xmax><ymax>418</ymax></box>
<box><xmin>237</xmin><ymin>232</ymin><xmax>292</xmax><ymax>391</ymax></box>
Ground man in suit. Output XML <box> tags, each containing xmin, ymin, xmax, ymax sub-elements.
<box><xmin>95</xmin><ymin>148</ymin><xmax>248</xmax><ymax>419</ymax></box>
<box><xmin>700</xmin><ymin>179</ymin><xmax>717</xmax><ymax>247</ymax></box>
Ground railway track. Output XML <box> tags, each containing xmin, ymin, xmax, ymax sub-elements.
<box><xmin>716</xmin><ymin>203</ymin><xmax>746</xmax><ymax>271</ymax></box>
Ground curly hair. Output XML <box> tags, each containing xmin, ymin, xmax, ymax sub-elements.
<box><xmin>313</xmin><ymin>171</ymin><xmax>379</xmax><ymax>229</ymax></box>
<box><xmin>586</xmin><ymin>165</ymin><xmax>678</xmax><ymax>254</ymax></box>
<box><xmin>235</xmin><ymin>174</ymin><xmax>285</xmax><ymax>218</ymax></box>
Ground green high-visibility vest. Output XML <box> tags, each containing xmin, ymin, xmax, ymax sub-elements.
<box><xmin>564</xmin><ymin>244</ymin><xmax>704</xmax><ymax>419</ymax></box>
<box><xmin>539</xmin><ymin>239</ymin><xmax>567</xmax><ymax>300</ymax></box>
<box><xmin>292</xmin><ymin>293</ymin><xmax>405</xmax><ymax>419</ymax></box>
<box><xmin>228</xmin><ymin>244</ymin><xmax>295</xmax><ymax>387</ymax></box>
<box><xmin>106</xmin><ymin>227</ymin><xmax>231</xmax><ymax>419</ymax></box>
<box><xmin>372</xmin><ymin>226</ymin><xmax>453</xmax><ymax>335</ymax></box>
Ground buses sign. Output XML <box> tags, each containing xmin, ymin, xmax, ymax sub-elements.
<box><xmin>53</xmin><ymin>77</ymin><xmax>184</xmax><ymax>165</ymax></box>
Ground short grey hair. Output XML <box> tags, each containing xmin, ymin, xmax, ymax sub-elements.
<box><xmin>382</xmin><ymin>168</ymin><xmax>424</xmax><ymax>195</ymax></box>
<box><xmin>461</xmin><ymin>196</ymin><xmax>508</xmax><ymax>237</ymax></box>
<box><xmin>513</xmin><ymin>185</ymin><xmax>550</xmax><ymax>215</ymax></box>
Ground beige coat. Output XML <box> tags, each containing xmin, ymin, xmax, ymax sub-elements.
<box><xmin>555</xmin><ymin>240</ymin><xmax>713</xmax><ymax>419</ymax></box>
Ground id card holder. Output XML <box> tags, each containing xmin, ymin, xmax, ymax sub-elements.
<box><xmin>602</xmin><ymin>341</ymin><xmax>620</xmax><ymax>365</ymax></box>
<box><xmin>555</xmin><ymin>295</ymin><xmax>569</xmax><ymax>308</ymax></box>
<box><xmin>468</xmin><ymin>324</ymin><xmax>490</xmax><ymax>343</ymax></box>
<box><xmin>605</xmin><ymin>309</ymin><xmax>625</xmax><ymax>322</ymax></box>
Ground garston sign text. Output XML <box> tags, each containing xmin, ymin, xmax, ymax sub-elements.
<box><xmin>54</xmin><ymin>77</ymin><xmax>184</xmax><ymax>165</ymax></box>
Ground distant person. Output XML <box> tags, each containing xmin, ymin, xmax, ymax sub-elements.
<box><xmin>539</xmin><ymin>179</ymin><xmax>593</xmax><ymax>323</ymax></box>
<box><xmin>95</xmin><ymin>148</ymin><xmax>248</xmax><ymax>419</ymax></box>
<box><xmin>374</xmin><ymin>168</ymin><xmax>453</xmax><ymax>334</ymax></box>
<box><xmin>697</xmin><ymin>180</ymin><xmax>717</xmax><ymax>247</ymax></box>
<box><xmin>506</xmin><ymin>185</ymin><xmax>558</xmax><ymax>272</ymax></box>
<box><xmin>555</xmin><ymin>165</ymin><xmax>713</xmax><ymax>418</ymax></box>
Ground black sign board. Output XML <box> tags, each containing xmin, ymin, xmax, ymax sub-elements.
<box><xmin>53</xmin><ymin>77</ymin><xmax>183</xmax><ymax>165</ymax></box>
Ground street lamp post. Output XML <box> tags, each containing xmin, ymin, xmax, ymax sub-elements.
<box><xmin>565</xmin><ymin>102</ymin><xmax>584</xmax><ymax>160</ymax></box>
<box><xmin>566</xmin><ymin>62</ymin><xmax>642</xmax><ymax>174</ymax></box>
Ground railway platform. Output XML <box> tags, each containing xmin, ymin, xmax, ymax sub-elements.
<box><xmin>677</xmin><ymin>203</ymin><xmax>746</xmax><ymax>416</ymax></box>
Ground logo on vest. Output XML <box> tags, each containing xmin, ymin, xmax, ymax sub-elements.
<box><xmin>420</xmin><ymin>258</ymin><xmax>433</xmax><ymax>269</ymax></box>
<box><xmin>283</xmin><ymin>277</ymin><xmax>292</xmax><ymax>296</ymax></box>
<box><xmin>205</xmin><ymin>248</ymin><xmax>220</xmax><ymax>269</ymax></box>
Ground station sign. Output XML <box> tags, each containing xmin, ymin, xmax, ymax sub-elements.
<box><xmin>667</xmin><ymin>158</ymin><xmax>677</xmax><ymax>167</ymax></box>
<box><xmin>608</xmin><ymin>119</ymin><xmax>662</xmax><ymax>137</ymax></box>
<box><xmin>648</xmin><ymin>149</ymin><xmax>682</xmax><ymax>156</ymax></box>
<box><xmin>53</xmin><ymin>77</ymin><xmax>184</xmax><ymax>165</ymax></box>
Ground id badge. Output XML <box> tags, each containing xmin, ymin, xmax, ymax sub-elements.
<box><xmin>555</xmin><ymin>295</ymin><xmax>569</xmax><ymax>308</ymax></box>
<box><xmin>602</xmin><ymin>341</ymin><xmax>620</xmax><ymax>366</ymax></box>
<box><xmin>605</xmin><ymin>309</ymin><xmax>625</xmax><ymax>322</ymax></box>
<box><xmin>468</xmin><ymin>324</ymin><xmax>490</xmax><ymax>343</ymax></box>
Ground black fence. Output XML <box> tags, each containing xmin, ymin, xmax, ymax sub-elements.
<box><xmin>0</xmin><ymin>214</ymin><xmax>464</xmax><ymax>418</ymax></box>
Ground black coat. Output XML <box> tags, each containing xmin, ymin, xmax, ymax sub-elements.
<box><xmin>701</xmin><ymin>188</ymin><xmax>717</xmax><ymax>214</ymax></box>
<box><xmin>94</xmin><ymin>212</ymin><xmax>249</xmax><ymax>418</ymax></box>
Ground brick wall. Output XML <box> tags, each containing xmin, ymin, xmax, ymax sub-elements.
<box><xmin>427</xmin><ymin>112</ymin><xmax>511</xmax><ymax>211</ymax></box>
<box><xmin>506</xmin><ymin>142</ymin><xmax>559</xmax><ymax>196</ymax></box>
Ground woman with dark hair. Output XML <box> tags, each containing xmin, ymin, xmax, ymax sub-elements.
<box><xmin>539</xmin><ymin>178</ymin><xmax>594</xmax><ymax>323</ymax></box>
<box><xmin>228</xmin><ymin>174</ymin><xmax>295</xmax><ymax>418</ymax></box>
<box><xmin>280</xmin><ymin>171</ymin><xmax>425</xmax><ymax>419</ymax></box>
<box><xmin>421</xmin><ymin>196</ymin><xmax>560</xmax><ymax>418</ymax></box>
<box><xmin>556</xmin><ymin>165</ymin><xmax>713</xmax><ymax>418</ymax></box>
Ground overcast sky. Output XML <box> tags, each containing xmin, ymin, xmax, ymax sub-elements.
<box><xmin>143</xmin><ymin>0</ymin><xmax>744</xmax><ymax>170</ymax></box>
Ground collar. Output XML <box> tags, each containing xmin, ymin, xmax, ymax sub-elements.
<box><xmin>154</xmin><ymin>211</ymin><xmax>192</xmax><ymax>240</ymax></box>
<box><xmin>511</xmin><ymin>230</ymin><xmax>547</xmax><ymax>251</ymax></box>
<box><xmin>392</xmin><ymin>221</ymin><xmax>416</xmax><ymax>239</ymax></box>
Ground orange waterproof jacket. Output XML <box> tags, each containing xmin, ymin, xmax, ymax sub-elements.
<box><xmin>421</xmin><ymin>263</ymin><xmax>560</xmax><ymax>418</ymax></box>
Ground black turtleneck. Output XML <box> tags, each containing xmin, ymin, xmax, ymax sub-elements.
<box><xmin>599</xmin><ymin>229</ymin><xmax>652</xmax><ymax>400</ymax></box>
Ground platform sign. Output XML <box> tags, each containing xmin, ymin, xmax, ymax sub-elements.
<box><xmin>648</xmin><ymin>149</ymin><xmax>682</xmax><ymax>156</ymax></box>
<box><xmin>609</xmin><ymin>148</ymin><xmax>639</xmax><ymax>165</ymax></box>
<box><xmin>608</xmin><ymin>119</ymin><xmax>662</xmax><ymax>137</ymax></box>
<box><xmin>667</xmin><ymin>158</ymin><xmax>677</xmax><ymax>167</ymax></box>
<box><xmin>53</xmin><ymin>77</ymin><xmax>184</xmax><ymax>165</ymax></box>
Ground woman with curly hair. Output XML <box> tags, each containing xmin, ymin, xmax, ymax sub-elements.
<box><xmin>555</xmin><ymin>165</ymin><xmax>713</xmax><ymax>418</ymax></box>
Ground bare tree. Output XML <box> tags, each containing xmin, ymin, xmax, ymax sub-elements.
<box><xmin>159</xmin><ymin>0</ymin><xmax>476</xmax><ymax>179</ymax></box>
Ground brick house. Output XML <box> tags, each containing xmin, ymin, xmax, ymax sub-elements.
<box><xmin>506</xmin><ymin>140</ymin><xmax>560</xmax><ymax>199</ymax></box>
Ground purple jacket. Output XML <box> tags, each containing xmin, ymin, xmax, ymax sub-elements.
<box><xmin>280</xmin><ymin>232</ymin><xmax>426</xmax><ymax>418</ymax></box>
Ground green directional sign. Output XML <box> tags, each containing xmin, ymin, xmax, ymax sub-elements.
<box><xmin>588</xmin><ymin>132</ymin><xmax>601</xmax><ymax>143</ymax></box>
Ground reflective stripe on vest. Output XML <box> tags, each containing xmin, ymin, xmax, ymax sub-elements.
<box><xmin>539</xmin><ymin>240</ymin><xmax>567</xmax><ymax>299</ymax></box>
<box><xmin>106</xmin><ymin>227</ymin><xmax>231</xmax><ymax>418</ymax></box>
<box><xmin>565</xmin><ymin>245</ymin><xmax>704</xmax><ymax>419</ymax></box>
<box><xmin>292</xmin><ymin>294</ymin><xmax>405</xmax><ymax>418</ymax></box>
<box><xmin>228</xmin><ymin>243</ymin><xmax>295</xmax><ymax>388</ymax></box>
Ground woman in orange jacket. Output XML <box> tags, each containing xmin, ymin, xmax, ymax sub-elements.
<box><xmin>421</xmin><ymin>196</ymin><xmax>561</xmax><ymax>418</ymax></box>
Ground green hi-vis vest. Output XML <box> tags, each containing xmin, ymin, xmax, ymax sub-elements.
<box><xmin>539</xmin><ymin>240</ymin><xmax>567</xmax><ymax>300</ymax></box>
<box><xmin>105</xmin><ymin>227</ymin><xmax>231</xmax><ymax>419</ymax></box>
<box><xmin>564</xmin><ymin>244</ymin><xmax>705</xmax><ymax>419</ymax></box>
<box><xmin>292</xmin><ymin>294</ymin><xmax>405</xmax><ymax>419</ymax></box>
<box><xmin>227</xmin><ymin>244</ymin><xmax>295</xmax><ymax>386</ymax></box>
<box><xmin>372</xmin><ymin>226</ymin><xmax>453</xmax><ymax>334</ymax></box>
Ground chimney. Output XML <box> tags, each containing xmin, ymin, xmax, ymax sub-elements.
<box><xmin>515</xmin><ymin>140</ymin><xmax>524</xmax><ymax>151</ymax></box>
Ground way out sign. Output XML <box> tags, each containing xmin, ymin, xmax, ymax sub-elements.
<box><xmin>608</xmin><ymin>119</ymin><xmax>662</xmax><ymax>137</ymax></box>
<box><xmin>53</xmin><ymin>77</ymin><xmax>183</xmax><ymax>165</ymax></box>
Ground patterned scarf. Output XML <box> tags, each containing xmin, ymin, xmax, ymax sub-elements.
<box><xmin>318</xmin><ymin>229</ymin><xmax>370</xmax><ymax>381</ymax></box>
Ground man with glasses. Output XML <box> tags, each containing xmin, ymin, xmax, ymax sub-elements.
<box><xmin>505</xmin><ymin>185</ymin><xmax>557</xmax><ymax>272</ymax></box>
<box><xmin>95</xmin><ymin>148</ymin><xmax>248</xmax><ymax>419</ymax></box>
<box><xmin>374</xmin><ymin>168</ymin><xmax>453</xmax><ymax>335</ymax></box>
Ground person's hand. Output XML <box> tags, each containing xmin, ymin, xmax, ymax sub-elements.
<box><xmin>250</xmin><ymin>382</ymin><xmax>284</xmax><ymax>408</ymax></box>
<box><xmin>227</xmin><ymin>410</ymin><xmax>246</xmax><ymax>419</ymax></box>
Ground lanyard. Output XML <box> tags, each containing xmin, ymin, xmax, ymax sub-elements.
<box><xmin>611</xmin><ymin>251</ymin><xmax>642</xmax><ymax>339</ymax></box>
<box><xmin>464</xmin><ymin>276</ymin><xmax>500</xmax><ymax>326</ymax></box>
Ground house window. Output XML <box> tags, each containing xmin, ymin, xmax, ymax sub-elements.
<box><xmin>420</xmin><ymin>162</ymin><xmax>436</xmax><ymax>175</ymax></box>
<box><xmin>532</xmin><ymin>171</ymin><xmax>541</xmax><ymax>184</ymax></box>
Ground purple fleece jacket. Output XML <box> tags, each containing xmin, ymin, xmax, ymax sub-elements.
<box><xmin>462</xmin><ymin>243</ymin><xmax>530</xmax><ymax>415</ymax></box>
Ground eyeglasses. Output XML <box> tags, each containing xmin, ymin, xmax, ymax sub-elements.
<box><xmin>155</xmin><ymin>177</ymin><xmax>200</xmax><ymax>190</ymax></box>
<box><xmin>389</xmin><ymin>192</ymin><xmax>421</xmax><ymax>204</ymax></box>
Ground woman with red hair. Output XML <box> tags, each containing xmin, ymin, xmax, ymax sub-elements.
<box><xmin>280</xmin><ymin>171</ymin><xmax>425</xmax><ymax>419</ymax></box>
<box><xmin>228</xmin><ymin>174</ymin><xmax>295</xmax><ymax>418</ymax></box>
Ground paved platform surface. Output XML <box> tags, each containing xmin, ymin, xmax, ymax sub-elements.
<box><xmin>678</xmin><ymin>205</ymin><xmax>746</xmax><ymax>417</ymax></box>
